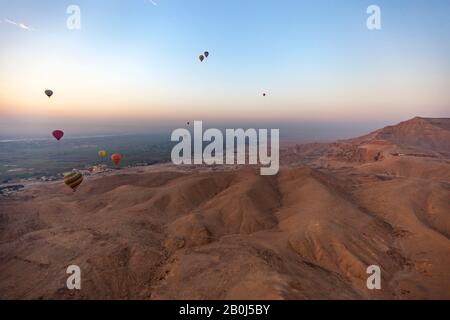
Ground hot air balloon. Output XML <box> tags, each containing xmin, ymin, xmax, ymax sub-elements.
<box><xmin>98</xmin><ymin>150</ymin><xmax>107</xmax><ymax>159</ymax></box>
<box><xmin>199</xmin><ymin>55</ymin><xmax>205</xmax><ymax>62</ymax></box>
<box><xmin>64</xmin><ymin>171</ymin><xmax>83</xmax><ymax>192</ymax></box>
<box><xmin>111</xmin><ymin>154</ymin><xmax>122</xmax><ymax>166</ymax></box>
<box><xmin>52</xmin><ymin>130</ymin><xmax>64</xmax><ymax>141</ymax></box>
<box><xmin>263</xmin><ymin>93</ymin><xmax>267</xmax><ymax>97</ymax></box>
<box><xmin>45</xmin><ymin>89</ymin><xmax>53</xmax><ymax>98</ymax></box>
<box><xmin>204</xmin><ymin>51</ymin><xmax>209</xmax><ymax>58</ymax></box>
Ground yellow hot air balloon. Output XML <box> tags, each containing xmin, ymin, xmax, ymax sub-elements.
<box><xmin>98</xmin><ymin>150</ymin><xmax>107</xmax><ymax>158</ymax></box>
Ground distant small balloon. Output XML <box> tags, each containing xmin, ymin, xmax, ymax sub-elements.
<box><xmin>111</xmin><ymin>153</ymin><xmax>122</xmax><ymax>166</ymax></box>
<box><xmin>263</xmin><ymin>93</ymin><xmax>267</xmax><ymax>97</ymax></box>
<box><xmin>98</xmin><ymin>150</ymin><xmax>107</xmax><ymax>158</ymax></box>
<box><xmin>45</xmin><ymin>89</ymin><xmax>53</xmax><ymax>98</ymax></box>
<box><xmin>204</xmin><ymin>51</ymin><xmax>209</xmax><ymax>58</ymax></box>
<box><xmin>52</xmin><ymin>130</ymin><xmax>64</xmax><ymax>141</ymax></box>
<box><xmin>199</xmin><ymin>55</ymin><xmax>205</xmax><ymax>62</ymax></box>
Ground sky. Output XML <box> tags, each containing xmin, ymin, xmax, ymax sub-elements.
<box><xmin>0</xmin><ymin>0</ymin><xmax>449</xmax><ymax>139</ymax></box>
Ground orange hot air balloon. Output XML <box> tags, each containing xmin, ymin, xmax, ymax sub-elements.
<box><xmin>111</xmin><ymin>154</ymin><xmax>122</xmax><ymax>166</ymax></box>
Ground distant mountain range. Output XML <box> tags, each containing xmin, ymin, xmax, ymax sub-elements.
<box><xmin>284</xmin><ymin>117</ymin><xmax>450</xmax><ymax>165</ymax></box>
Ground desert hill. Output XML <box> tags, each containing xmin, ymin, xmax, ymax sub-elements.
<box><xmin>283</xmin><ymin>118</ymin><xmax>450</xmax><ymax>173</ymax></box>
<box><xmin>0</xmin><ymin>163</ymin><xmax>449</xmax><ymax>299</ymax></box>
<box><xmin>345</xmin><ymin>117</ymin><xmax>450</xmax><ymax>154</ymax></box>
<box><xmin>0</xmin><ymin>117</ymin><xmax>449</xmax><ymax>299</ymax></box>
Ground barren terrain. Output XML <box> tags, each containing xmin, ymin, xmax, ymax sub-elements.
<box><xmin>1</xmin><ymin>117</ymin><xmax>449</xmax><ymax>299</ymax></box>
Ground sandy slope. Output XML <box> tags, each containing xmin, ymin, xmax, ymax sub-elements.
<box><xmin>1</xmin><ymin>117</ymin><xmax>449</xmax><ymax>299</ymax></box>
<box><xmin>0</xmin><ymin>162</ymin><xmax>448</xmax><ymax>299</ymax></box>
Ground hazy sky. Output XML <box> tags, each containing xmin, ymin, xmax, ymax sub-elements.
<box><xmin>0</xmin><ymin>0</ymin><xmax>449</xmax><ymax>138</ymax></box>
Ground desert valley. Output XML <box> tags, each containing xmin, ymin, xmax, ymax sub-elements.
<box><xmin>0</xmin><ymin>117</ymin><xmax>449</xmax><ymax>299</ymax></box>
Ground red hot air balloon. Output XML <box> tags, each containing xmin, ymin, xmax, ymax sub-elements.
<box><xmin>111</xmin><ymin>154</ymin><xmax>122</xmax><ymax>166</ymax></box>
<box><xmin>52</xmin><ymin>130</ymin><xmax>64</xmax><ymax>141</ymax></box>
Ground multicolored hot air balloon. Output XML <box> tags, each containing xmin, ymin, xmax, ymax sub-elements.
<box><xmin>98</xmin><ymin>150</ymin><xmax>107</xmax><ymax>159</ymax></box>
<box><xmin>45</xmin><ymin>89</ymin><xmax>53</xmax><ymax>98</ymax></box>
<box><xmin>111</xmin><ymin>153</ymin><xmax>122</xmax><ymax>166</ymax></box>
<box><xmin>199</xmin><ymin>55</ymin><xmax>205</xmax><ymax>62</ymax></box>
<box><xmin>52</xmin><ymin>130</ymin><xmax>64</xmax><ymax>141</ymax></box>
<box><xmin>64</xmin><ymin>171</ymin><xmax>83</xmax><ymax>192</ymax></box>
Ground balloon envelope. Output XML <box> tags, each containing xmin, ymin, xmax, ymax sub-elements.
<box><xmin>199</xmin><ymin>55</ymin><xmax>204</xmax><ymax>62</ymax></box>
<box><xmin>98</xmin><ymin>150</ymin><xmax>107</xmax><ymax>158</ymax></box>
<box><xmin>52</xmin><ymin>130</ymin><xmax>64</xmax><ymax>141</ymax></box>
<box><xmin>204</xmin><ymin>51</ymin><xmax>209</xmax><ymax>58</ymax></box>
<box><xmin>64</xmin><ymin>172</ymin><xmax>83</xmax><ymax>192</ymax></box>
<box><xmin>45</xmin><ymin>89</ymin><xmax>53</xmax><ymax>98</ymax></box>
<box><xmin>111</xmin><ymin>154</ymin><xmax>122</xmax><ymax>165</ymax></box>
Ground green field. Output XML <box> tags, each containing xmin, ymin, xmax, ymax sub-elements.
<box><xmin>0</xmin><ymin>134</ymin><xmax>174</xmax><ymax>183</ymax></box>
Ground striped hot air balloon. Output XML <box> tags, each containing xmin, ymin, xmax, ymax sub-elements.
<box><xmin>64</xmin><ymin>172</ymin><xmax>84</xmax><ymax>192</ymax></box>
